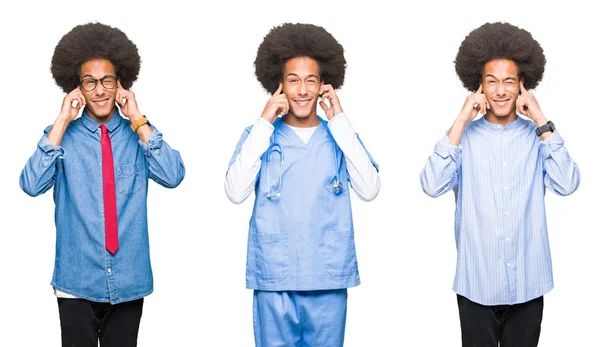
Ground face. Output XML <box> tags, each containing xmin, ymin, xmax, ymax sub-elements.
<box><xmin>282</xmin><ymin>56</ymin><xmax>323</xmax><ymax>121</ymax></box>
<box><xmin>482</xmin><ymin>59</ymin><xmax>520</xmax><ymax>121</ymax></box>
<box><xmin>79</xmin><ymin>58</ymin><xmax>118</xmax><ymax>122</ymax></box>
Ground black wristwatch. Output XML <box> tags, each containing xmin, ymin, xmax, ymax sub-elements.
<box><xmin>535</xmin><ymin>121</ymin><xmax>555</xmax><ymax>137</ymax></box>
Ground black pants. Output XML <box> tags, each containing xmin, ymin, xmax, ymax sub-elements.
<box><xmin>57</xmin><ymin>298</ymin><xmax>144</xmax><ymax>347</ymax></box>
<box><xmin>457</xmin><ymin>295</ymin><xmax>543</xmax><ymax>347</ymax></box>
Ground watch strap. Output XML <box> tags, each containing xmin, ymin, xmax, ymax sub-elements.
<box><xmin>130</xmin><ymin>116</ymin><xmax>150</xmax><ymax>132</ymax></box>
<box><xmin>535</xmin><ymin>120</ymin><xmax>554</xmax><ymax>136</ymax></box>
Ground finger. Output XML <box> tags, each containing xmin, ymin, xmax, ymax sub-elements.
<box><xmin>279</xmin><ymin>99</ymin><xmax>289</xmax><ymax>113</ymax></box>
<box><xmin>283</xmin><ymin>101</ymin><xmax>289</xmax><ymax>115</ymax></box>
<box><xmin>519</xmin><ymin>80</ymin><xmax>529</xmax><ymax>96</ymax></box>
<box><xmin>78</xmin><ymin>96</ymin><xmax>85</xmax><ymax>109</ymax></box>
<box><xmin>319</xmin><ymin>100</ymin><xmax>329</xmax><ymax>112</ymax></box>
<box><xmin>319</xmin><ymin>84</ymin><xmax>331</xmax><ymax>95</ymax></box>
<box><xmin>476</xmin><ymin>84</ymin><xmax>483</xmax><ymax>94</ymax></box>
<box><xmin>71</xmin><ymin>95</ymin><xmax>85</xmax><ymax>109</ymax></box>
<box><xmin>117</xmin><ymin>94</ymin><xmax>126</xmax><ymax>107</ymax></box>
<box><xmin>274</xmin><ymin>83</ymin><xmax>283</xmax><ymax>96</ymax></box>
<box><xmin>481</xmin><ymin>96</ymin><xmax>489</xmax><ymax>114</ymax></box>
<box><xmin>516</xmin><ymin>99</ymin><xmax>527</xmax><ymax>115</ymax></box>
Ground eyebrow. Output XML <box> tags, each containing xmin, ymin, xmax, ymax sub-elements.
<box><xmin>81</xmin><ymin>74</ymin><xmax>115</xmax><ymax>79</ymax></box>
<box><xmin>485</xmin><ymin>74</ymin><xmax>517</xmax><ymax>81</ymax></box>
<box><xmin>285</xmin><ymin>73</ymin><xmax>320</xmax><ymax>79</ymax></box>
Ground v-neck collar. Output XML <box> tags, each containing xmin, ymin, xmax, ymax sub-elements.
<box><xmin>276</xmin><ymin>117</ymin><xmax>327</xmax><ymax>150</ymax></box>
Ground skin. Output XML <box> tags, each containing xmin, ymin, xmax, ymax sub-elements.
<box><xmin>260</xmin><ymin>56</ymin><xmax>344</xmax><ymax>127</ymax></box>
<box><xmin>47</xmin><ymin>58</ymin><xmax>151</xmax><ymax>147</ymax></box>
<box><xmin>448</xmin><ymin>58</ymin><xmax>550</xmax><ymax>145</ymax></box>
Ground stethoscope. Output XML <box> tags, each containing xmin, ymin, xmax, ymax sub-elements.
<box><xmin>266</xmin><ymin>116</ymin><xmax>343</xmax><ymax>199</ymax></box>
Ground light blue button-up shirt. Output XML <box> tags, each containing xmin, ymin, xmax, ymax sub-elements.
<box><xmin>20</xmin><ymin>110</ymin><xmax>185</xmax><ymax>304</ymax></box>
<box><xmin>420</xmin><ymin>116</ymin><xmax>580</xmax><ymax>305</ymax></box>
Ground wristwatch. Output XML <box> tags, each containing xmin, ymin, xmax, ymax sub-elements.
<box><xmin>535</xmin><ymin>120</ymin><xmax>555</xmax><ymax>137</ymax></box>
<box><xmin>130</xmin><ymin>116</ymin><xmax>151</xmax><ymax>132</ymax></box>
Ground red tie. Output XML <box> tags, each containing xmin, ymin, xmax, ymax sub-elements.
<box><xmin>101</xmin><ymin>125</ymin><xmax>119</xmax><ymax>254</ymax></box>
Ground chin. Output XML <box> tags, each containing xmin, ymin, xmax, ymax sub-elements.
<box><xmin>288</xmin><ymin>110</ymin><xmax>312</xmax><ymax>119</ymax></box>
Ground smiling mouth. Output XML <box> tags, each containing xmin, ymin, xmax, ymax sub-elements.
<box><xmin>93</xmin><ymin>98</ymin><xmax>110</xmax><ymax>107</ymax></box>
<box><xmin>294</xmin><ymin>100</ymin><xmax>311</xmax><ymax>107</ymax></box>
<box><xmin>493</xmin><ymin>99</ymin><xmax>510</xmax><ymax>106</ymax></box>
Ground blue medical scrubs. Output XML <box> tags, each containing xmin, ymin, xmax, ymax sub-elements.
<box><xmin>228</xmin><ymin>117</ymin><xmax>378</xmax><ymax>346</ymax></box>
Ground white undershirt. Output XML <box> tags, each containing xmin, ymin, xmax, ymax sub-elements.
<box><xmin>224</xmin><ymin>113</ymin><xmax>380</xmax><ymax>204</ymax></box>
<box><xmin>286</xmin><ymin>124</ymin><xmax>318</xmax><ymax>144</ymax></box>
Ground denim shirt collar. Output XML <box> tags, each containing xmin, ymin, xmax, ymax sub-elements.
<box><xmin>81</xmin><ymin>108</ymin><xmax>123</xmax><ymax>133</ymax></box>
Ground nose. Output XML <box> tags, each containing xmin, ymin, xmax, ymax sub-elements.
<box><xmin>496</xmin><ymin>82</ymin><xmax>505</xmax><ymax>96</ymax></box>
<box><xmin>95</xmin><ymin>83</ymin><xmax>105</xmax><ymax>95</ymax></box>
<box><xmin>298</xmin><ymin>81</ymin><xmax>307</xmax><ymax>95</ymax></box>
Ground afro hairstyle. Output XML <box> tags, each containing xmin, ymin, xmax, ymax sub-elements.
<box><xmin>254</xmin><ymin>23</ymin><xmax>346</xmax><ymax>94</ymax></box>
<box><xmin>51</xmin><ymin>22</ymin><xmax>140</xmax><ymax>93</ymax></box>
<box><xmin>455</xmin><ymin>22</ymin><xmax>545</xmax><ymax>92</ymax></box>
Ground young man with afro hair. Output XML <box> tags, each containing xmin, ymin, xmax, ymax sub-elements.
<box><xmin>225</xmin><ymin>23</ymin><xmax>380</xmax><ymax>346</ymax></box>
<box><xmin>420</xmin><ymin>22</ymin><xmax>580</xmax><ymax>346</ymax></box>
<box><xmin>20</xmin><ymin>22</ymin><xmax>185</xmax><ymax>346</ymax></box>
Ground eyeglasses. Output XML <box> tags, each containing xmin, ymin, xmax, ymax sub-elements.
<box><xmin>80</xmin><ymin>75</ymin><xmax>118</xmax><ymax>92</ymax></box>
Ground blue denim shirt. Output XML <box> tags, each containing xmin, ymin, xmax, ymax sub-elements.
<box><xmin>20</xmin><ymin>110</ymin><xmax>185</xmax><ymax>304</ymax></box>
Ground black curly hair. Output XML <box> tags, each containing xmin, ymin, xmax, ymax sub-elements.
<box><xmin>455</xmin><ymin>22</ymin><xmax>545</xmax><ymax>92</ymax></box>
<box><xmin>51</xmin><ymin>22</ymin><xmax>140</xmax><ymax>93</ymax></box>
<box><xmin>254</xmin><ymin>23</ymin><xmax>346</xmax><ymax>94</ymax></box>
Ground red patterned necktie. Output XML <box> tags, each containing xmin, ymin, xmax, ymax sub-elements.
<box><xmin>100</xmin><ymin>125</ymin><xmax>119</xmax><ymax>254</ymax></box>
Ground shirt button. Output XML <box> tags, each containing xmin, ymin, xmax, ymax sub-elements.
<box><xmin>507</xmin><ymin>263</ymin><xmax>512</xmax><ymax>267</ymax></box>
<box><xmin>504</xmin><ymin>186</ymin><xmax>508</xmax><ymax>190</ymax></box>
<box><xmin>506</xmin><ymin>238</ymin><xmax>510</xmax><ymax>242</ymax></box>
<box><xmin>503</xmin><ymin>161</ymin><xmax>507</xmax><ymax>166</ymax></box>
<box><xmin>107</xmin><ymin>268</ymin><xmax>112</xmax><ymax>273</ymax></box>
<box><xmin>505</xmin><ymin>212</ymin><xmax>509</xmax><ymax>216</ymax></box>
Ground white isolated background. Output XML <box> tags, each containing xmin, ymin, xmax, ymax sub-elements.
<box><xmin>0</xmin><ymin>0</ymin><xmax>597</xmax><ymax>346</ymax></box>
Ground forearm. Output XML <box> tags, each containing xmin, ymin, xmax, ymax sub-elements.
<box><xmin>225</xmin><ymin>118</ymin><xmax>274</xmax><ymax>204</ymax></box>
<box><xmin>540</xmin><ymin>131</ymin><xmax>580</xmax><ymax>195</ymax></box>
<box><xmin>46</xmin><ymin>117</ymin><xmax>70</xmax><ymax>147</ymax></box>
<box><xmin>447</xmin><ymin>117</ymin><xmax>469</xmax><ymax>146</ymax></box>
<box><xmin>130</xmin><ymin>114</ymin><xmax>152</xmax><ymax>143</ymax></box>
<box><xmin>141</xmin><ymin>127</ymin><xmax>185</xmax><ymax>188</ymax></box>
<box><xmin>328</xmin><ymin>114</ymin><xmax>380</xmax><ymax>201</ymax></box>
<box><xmin>420</xmin><ymin>134</ymin><xmax>462</xmax><ymax>197</ymax></box>
<box><xmin>20</xmin><ymin>132</ymin><xmax>63</xmax><ymax>196</ymax></box>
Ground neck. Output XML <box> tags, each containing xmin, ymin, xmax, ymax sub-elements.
<box><xmin>283</xmin><ymin>113</ymin><xmax>320</xmax><ymax>128</ymax></box>
<box><xmin>484</xmin><ymin>112</ymin><xmax>517</xmax><ymax>126</ymax></box>
<box><xmin>86</xmin><ymin>107</ymin><xmax>116</xmax><ymax>124</ymax></box>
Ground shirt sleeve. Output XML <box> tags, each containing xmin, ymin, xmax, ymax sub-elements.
<box><xmin>138</xmin><ymin>126</ymin><xmax>186</xmax><ymax>188</ymax></box>
<box><xmin>224</xmin><ymin>118</ymin><xmax>274</xmax><ymax>204</ymax></box>
<box><xmin>328</xmin><ymin>113</ymin><xmax>380</xmax><ymax>201</ymax></box>
<box><xmin>539</xmin><ymin>130</ymin><xmax>580</xmax><ymax>196</ymax></box>
<box><xmin>19</xmin><ymin>126</ymin><xmax>65</xmax><ymax>197</ymax></box>
<box><xmin>420</xmin><ymin>133</ymin><xmax>462</xmax><ymax>198</ymax></box>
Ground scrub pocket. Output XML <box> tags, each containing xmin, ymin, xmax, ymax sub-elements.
<box><xmin>253</xmin><ymin>233</ymin><xmax>289</xmax><ymax>281</ymax></box>
<box><xmin>323</xmin><ymin>230</ymin><xmax>358</xmax><ymax>278</ymax></box>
